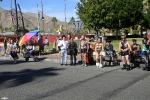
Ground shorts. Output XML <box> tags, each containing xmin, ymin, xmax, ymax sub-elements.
<box><xmin>121</xmin><ymin>51</ymin><xmax>129</xmax><ymax>56</ymax></box>
<box><xmin>96</xmin><ymin>50</ymin><xmax>101</xmax><ymax>54</ymax></box>
<box><xmin>39</xmin><ymin>45</ymin><xmax>44</xmax><ymax>51</ymax></box>
<box><xmin>45</xmin><ymin>43</ymin><xmax>49</xmax><ymax>46</ymax></box>
<box><xmin>4</xmin><ymin>45</ymin><xmax>7</xmax><ymax>50</ymax></box>
<box><xmin>81</xmin><ymin>49</ymin><xmax>86</xmax><ymax>53</ymax></box>
<box><xmin>10</xmin><ymin>51</ymin><xmax>18</xmax><ymax>58</ymax></box>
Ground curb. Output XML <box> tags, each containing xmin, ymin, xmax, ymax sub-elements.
<box><xmin>44</xmin><ymin>59</ymin><xmax>74</xmax><ymax>64</ymax></box>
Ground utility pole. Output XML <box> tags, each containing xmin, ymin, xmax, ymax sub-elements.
<box><xmin>64</xmin><ymin>0</ymin><xmax>66</xmax><ymax>22</ymax></box>
<box><xmin>17</xmin><ymin>4</ymin><xmax>25</xmax><ymax>35</ymax></box>
<box><xmin>64</xmin><ymin>0</ymin><xmax>67</xmax><ymax>34</ymax></box>
<box><xmin>37</xmin><ymin>4</ymin><xmax>40</xmax><ymax>39</ymax></box>
<box><xmin>41</xmin><ymin>0</ymin><xmax>45</xmax><ymax>35</ymax></box>
<box><xmin>0</xmin><ymin>13</ymin><xmax>2</xmax><ymax>33</ymax></box>
<box><xmin>14</xmin><ymin>0</ymin><xmax>18</xmax><ymax>37</ymax></box>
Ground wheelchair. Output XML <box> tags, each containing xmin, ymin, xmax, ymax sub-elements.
<box><xmin>102</xmin><ymin>50</ymin><xmax>120</xmax><ymax>67</ymax></box>
<box><xmin>130</xmin><ymin>50</ymin><xmax>149</xmax><ymax>70</ymax></box>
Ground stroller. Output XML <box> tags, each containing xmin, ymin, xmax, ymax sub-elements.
<box><xmin>22</xmin><ymin>44</ymin><xmax>39</xmax><ymax>62</ymax></box>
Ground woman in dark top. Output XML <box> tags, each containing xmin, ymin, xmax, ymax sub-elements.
<box><xmin>119</xmin><ymin>35</ymin><xmax>132</xmax><ymax>71</ymax></box>
<box><xmin>16</xmin><ymin>39</ymin><xmax>20</xmax><ymax>53</ymax></box>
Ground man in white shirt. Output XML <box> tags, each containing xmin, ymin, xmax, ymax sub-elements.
<box><xmin>58</xmin><ymin>35</ymin><xmax>68</xmax><ymax>66</ymax></box>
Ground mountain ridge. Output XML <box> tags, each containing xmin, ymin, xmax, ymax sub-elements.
<box><xmin>0</xmin><ymin>7</ymin><xmax>69</xmax><ymax>32</ymax></box>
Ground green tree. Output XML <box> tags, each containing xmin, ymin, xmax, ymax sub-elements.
<box><xmin>105</xmin><ymin>0</ymin><xmax>143</xmax><ymax>38</ymax></box>
<box><xmin>76</xmin><ymin>0</ymin><xmax>110</xmax><ymax>31</ymax></box>
<box><xmin>142</xmin><ymin>12</ymin><xmax>150</xmax><ymax>29</ymax></box>
<box><xmin>76</xmin><ymin>0</ymin><xmax>143</xmax><ymax>38</ymax></box>
<box><xmin>143</xmin><ymin>0</ymin><xmax>149</xmax><ymax>12</ymax></box>
<box><xmin>51</xmin><ymin>17</ymin><xmax>57</xmax><ymax>27</ymax></box>
<box><xmin>68</xmin><ymin>17</ymin><xmax>75</xmax><ymax>25</ymax></box>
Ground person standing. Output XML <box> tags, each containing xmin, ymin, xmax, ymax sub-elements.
<box><xmin>3</xmin><ymin>37</ymin><xmax>7</xmax><ymax>54</ymax></box>
<box><xmin>38</xmin><ymin>36</ymin><xmax>44</xmax><ymax>56</ymax></box>
<box><xmin>141</xmin><ymin>33</ymin><xmax>150</xmax><ymax>70</ymax></box>
<box><xmin>119</xmin><ymin>35</ymin><xmax>132</xmax><ymax>71</ymax></box>
<box><xmin>78</xmin><ymin>35</ymin><xmax>87</xmax><ymax>67</ymax></box>
<box><xmin>16</xmin><ymin>39</ymin><xmax>20</xmax><ymax>53</ymax></box>
<box><xmin>56</xmin><ymin>36</ymin><xmax>62</xmax><ymax>52</ymax></box>
<box><xmin>58</xmin><ymin>35</ymin><xmax>68</xmax><ymax>66</ymax></box>
<box><xmin>44</xmin><ymin>37</ymin><xmax>49</xmax><ymax>52</ymax></box>
<box><xmin>10</xmin><ymin>39</ymin><xmax>18</xmax><ymax>63</ymax></box>
<box><xmin>85</xmin><ymin>38</ymin><xmax>93</xmax><ymax>65</ymax></box>
<box><xmin>68</xmin><ymin>38</ymin><xmax>77</xmax><ymax>66</ymax></box>
<box><xmin>95</xmin><ymin>37</ymin><xmax>104</xmax><ymax>68</ymax></box>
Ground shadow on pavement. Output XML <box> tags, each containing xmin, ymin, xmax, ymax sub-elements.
<box><xmin>0</xmin><ymin>60</ymin><xmax>30</xmax><ymax>65</ymax></box>
<box><xmin>38</xmin><ymin>57</ymin><xmax>47</xmax><ymax>61</ymax></box>
<box><xmin>0</xmin><ymin>67</ymin><xmax>65</xmax><ymax>89</ymax></box>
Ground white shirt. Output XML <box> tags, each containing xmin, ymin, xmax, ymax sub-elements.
<box><xmin>44</xmin><ymin>39</ymin><xmax>49</xmax><ymax>44</ymax></box>
<box><xmin>58</xmin><ymin>40</ymin><xmax>68</xmax><ymax>50</ymax></box>
<box><xmin>10</xmin><ymin>43</ymin><xmax>17</xmax><ymax>51</ymax></box>
<box><xmin>27</xmin><ymin>46</ymin><xmax>35</xmax><ymax>50</ymax></box>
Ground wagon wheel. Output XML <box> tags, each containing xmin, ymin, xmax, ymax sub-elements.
<box><xmin>25</xmin><ymin>57</ymin><xmax>29</xmax><ymax>62</ymax></box>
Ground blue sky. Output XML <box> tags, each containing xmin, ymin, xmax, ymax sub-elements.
<box><xmin>0</xmin><ymin>0</ymin><xmax>80</xmax><ymax>22</ymax></box>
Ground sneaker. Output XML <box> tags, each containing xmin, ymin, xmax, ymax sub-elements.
<box><xmin>99</xmin><ymin>64</ymin><xmax>102</xmax><ymax>68</ymax></box>
<box><xmin>96</xmin><ymin>63</ymin><xmax>100</xmax><ymax>68</ymax></box>
<box><xmin>13</xmin><ymin>61</ymin><xmax>16</xmax><ymax>64</ymax></box>
<box><xmin>81</xmin><ymin>63</ymin><xmax>84</xmax><ymax>67</ymax></box>
<box><xmin>84</xmin><ymin>64</ymin><xmax>87</xmax><ymax>67</ymax></box>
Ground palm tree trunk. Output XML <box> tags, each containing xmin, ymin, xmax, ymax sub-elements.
<box><xmin>130</xmin><ymin>26</ymin><xmax>133</xmax><ymax>34</ymax></box>
<box><xmin>54</xmin><ymin>22</ymin><xmax>55</xmax><ymax>27</ymax></box>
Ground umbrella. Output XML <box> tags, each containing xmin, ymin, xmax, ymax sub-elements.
<box><xmin>19</xmin><ymin>30</ymin><xmax>40</xmax><ymax>46</ymax></box>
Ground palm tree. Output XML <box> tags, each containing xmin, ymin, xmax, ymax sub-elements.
<box><xmin>51</xmin><ymin>17</ymin><xmax>57</xmax><ymax>27</ymax></box>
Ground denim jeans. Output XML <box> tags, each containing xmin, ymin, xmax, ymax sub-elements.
<box><xmin>106</xmin><ymin>51</ymin><xmax>113</xmax><ymax>58</ymax></box>
<box><xmin>61</xmin><ymin>49</ymin><xmax>67</xmax><ymax>64</ymax></box>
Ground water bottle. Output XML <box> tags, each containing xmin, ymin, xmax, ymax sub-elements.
<box><xmin>142</xmin><ymin>44</ymin><xmax>146</xmax><ymax>51</ymax></box>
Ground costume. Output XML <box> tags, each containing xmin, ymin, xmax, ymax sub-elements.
<box><xmin>68</xmin><ymin>41</ymin><xmax>77</xmax><ymax>65</ymax></box>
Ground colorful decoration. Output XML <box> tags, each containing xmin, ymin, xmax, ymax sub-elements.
<box><xmin>19</xmin><ymin>30</ymin><xmax>39</xmax><ymax>46</ymax></box>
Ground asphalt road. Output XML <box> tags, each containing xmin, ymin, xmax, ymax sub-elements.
<box><xmin>0</xmin><ymin>59</ymin><xmax>150</xmax><ymax>100</ymax></box>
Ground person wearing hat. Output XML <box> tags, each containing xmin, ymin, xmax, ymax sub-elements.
<box><xmin>119</xmin><ymin>35</ymin><xmax>132</xmax><ymax>71</ymax></box>
<box><xmin>104</xmin><ymin>39</ymin><xmax>114</xmax><ymax>65</ymax></box>
<box><xmin>131</xmin><ymin>39</ymin><xmax>140</xmax><ymax>62</ymax></box>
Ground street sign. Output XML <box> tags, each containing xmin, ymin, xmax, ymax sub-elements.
<box><xmin>72</xmin><ymin>20</ymin><xmax>84</xmax><ymax>30</ymax></box>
